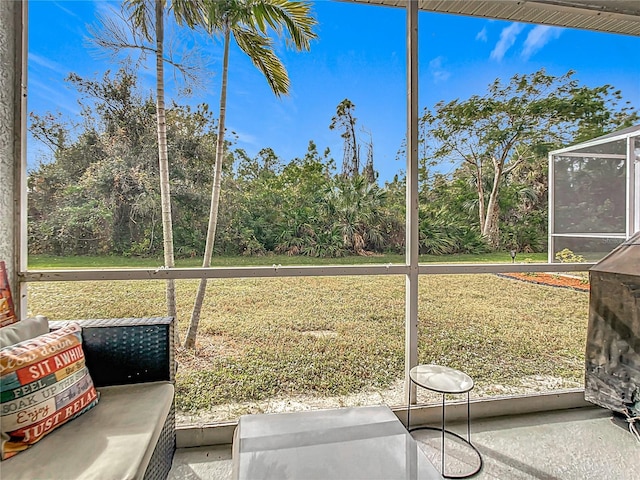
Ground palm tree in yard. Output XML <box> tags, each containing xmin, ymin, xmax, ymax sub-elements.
<box><xmin>184</xmin><ymin>0</ymin><xmax>317</xmax><ymax>349</ymax></box>
<box><xmin>324</xmin><ymin>175</ymin><xmax>387</xmax><ymax>255</ymax></box>
<box><xmin>116</xmin><ymin>0</ymin><xmax>206</xmax><ymax>325</ymax></box>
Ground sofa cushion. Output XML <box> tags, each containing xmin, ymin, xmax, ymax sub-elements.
<box><xmin>0</xmin><ymin>381</ymin><xmax>174</xmax><ymax>480</ymax></box>
<box><xmin>0</xmin><ymin>261</ymin><xmax>18</xmax><ymax>328</ymax></box>
<box><xmin>0</xmin><ymin>316</ymin><xmax>49</xmax><ymax>349</ymax></box>
<box><xmin>0</xmin><ymin>323</ymin><xmax>99</xmax><ymax>459</ymax></box>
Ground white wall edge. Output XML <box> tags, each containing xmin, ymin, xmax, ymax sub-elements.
<box><xmin>175</xmin><ymin>388</ymin><xmax>593</xmax><ymax>448</ymax></box>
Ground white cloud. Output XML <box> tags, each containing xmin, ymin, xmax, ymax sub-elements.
<box><xmin>490</xmin><ymin>23</ymin><xmax>525</xmax><ymax>61</ymax></box>
<box><xmin>521</xmin><ymin>25</ymin><xmax>562</xmax><ymax>60</ymax></box>
<box><xmin>52</xmin><ymin>1</ymin><xmax>82</xmax><ymax>20</ymax></box>
<box><xmin>28</xmin><ymin>79</ymin><xmax>80</xmax><ymax>116</ymax></box>
<box><xmin>28</xmin><ymin>53</ymin><xmax>68</xmax><ymax>76</ymax></box>
<box><xmin>476</xmin><ymin>27</ymin><xmax>488</xmax><ymax>42</ymax></box>
<box><xmin>429</xmin><ymin>56</ymin><xmax>451</xmax><ymax>82</ymax></box>
<box><xmin>232</xmin><ymin>127</ymin><xmax>260</xmax><ymax>149</ymax></box>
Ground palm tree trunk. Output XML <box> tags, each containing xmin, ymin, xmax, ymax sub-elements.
<box><xmin>184</xmin><ymin>24</ymin><xmax>231</xmax><ymax>349</ymax></box>
<box><xmin>155</xmin><ymin>0</ymin><xmax>178</xmax><ymax>323</ymax></box>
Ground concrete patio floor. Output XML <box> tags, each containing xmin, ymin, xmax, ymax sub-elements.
<box><xmin>168</xmin><ymin>406</ymin><xmax>639</xmax><ymax>480</ymax></box>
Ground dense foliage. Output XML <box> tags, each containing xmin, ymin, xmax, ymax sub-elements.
<box><xmin>28</xmin><ymin>68</ymin><xmax>637</xmax><ymax>259</ymax></box>
<box><xmin>420</xmin><ymin>69</ymin><xmax>637</xmax><ymax>249</ymax></box>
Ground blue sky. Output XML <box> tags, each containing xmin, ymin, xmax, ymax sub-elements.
<box><xmin>28</xmin><ymin>0</ymin><xmax>640</xmax><ymax>183</ymax></box>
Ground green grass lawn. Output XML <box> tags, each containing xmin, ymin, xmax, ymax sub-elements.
<box><xmin>28</xmin><ymin>251</ymin><xmax>548</xmax><ymax>269</ymax></box>
<box><xmin>26</xmin><ymin>266</ymin><xmax>587</xmax><ymax>422</ymax></box>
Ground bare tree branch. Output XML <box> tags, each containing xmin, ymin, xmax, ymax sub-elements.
<box><xmin>86</xmin><ymin>4</ymin><xmax>208</xmax><ymax>91</ymax></box>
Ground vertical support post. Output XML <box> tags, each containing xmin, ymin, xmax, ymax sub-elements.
<box><xmin>626</xmin><ymin>136</ymin><xmax>635</xmax><ymax>238</ymax></box>
<box><xmin>547</xmin><ymin>152</ymin><xmax>555</xmax><ymax>263</ymax></box>
<box><xmin>0</xmin><ymin>0</ymin><xmax>25</xmax><ymax>315</ymax></box>
<box><xmin>18</xmin><ymin>0</ymin><xmax>28</xmax><ymax>317</ymax></box>
<box><xmin>405</xmin><ymin>0</ymin><xmax>419</xmax><ymax>406</ymax></box>
<box><xmin>634</xmin><ymin>136</ymin><xmax>640</xmax><ymax>234</ymax></box>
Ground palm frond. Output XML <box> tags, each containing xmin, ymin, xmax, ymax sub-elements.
<box><xmin>233</xmin><ymin>26</ymin><xmax>289</xmax><ymax>96</ymax></box>
<box><xmin>251</xmin><ymin>0</ymin><xmax>317</xmax><ymax>50</ymax></box>
<box><xmin>123</xmin><ymin>0</ymin><xmax>155</xmax><ymax>40</ymax></box>
<box><xmin>204</xmin><ymin>0</ymin><xmax>234</xmax><ymax>32</ymax></box>
<box><xmin>171</xmin><ymin>0</ymin><xmax>207</xmax><ymax>28</ymax></box>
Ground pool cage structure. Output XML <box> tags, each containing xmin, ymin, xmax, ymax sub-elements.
<box><xmin>549</xmin><ymin>125</ymin><xmax>640</xmax><ymax>262</ymax></box>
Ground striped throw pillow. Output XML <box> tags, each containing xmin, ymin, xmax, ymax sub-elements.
<box><xmin>0</xmin><ymin>322</ymin><xmax>99</xmax><ymax>460</ymax></box>
<box><xmin>0</xmin><ymin>262</ymin><xmax>17</xmax><ymax>328</ymax></box>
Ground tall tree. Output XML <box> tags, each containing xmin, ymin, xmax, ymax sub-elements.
<box><xmin>360</xmin><ymin>128</ymin><xmax>377</xmax><ymax>184</ymax></box>
<box><xmin>28</xmin><ymin>68</ymin><xmax>222</xmax><ymax>259</ymax></box>
<box><xmin>330</xmin><ymin>98</ymin><xmax>360</xmax><ymax>179</ymax></box>
<box><xmin>184</xmin><ymin>0</ymin><xmax>317</xmax><ymax>349</ymax></box>
<box><xmin>152</xmin><ymin>0</ymin><xmax>177</xmax><ymax>319</ymax></box>
<box><xmin>92</xmin><ymin>0</ymin><xmax>206</xmax><ymax>323</ymax></box>
<box><xmin>421</xmin><ymin>69</ymin><xmax>637</xmax><ymax>249</ymax></box>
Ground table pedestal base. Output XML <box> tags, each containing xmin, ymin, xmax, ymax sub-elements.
<box><xmin>408</xmin><ymin>425</ymin><xmax>483</xmax><ymax>479</ymax></box>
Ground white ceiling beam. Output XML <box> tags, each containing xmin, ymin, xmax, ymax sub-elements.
<box><xmin>341</xmin><ymin>0</ymin><xmax>640</xmax><ymax>36</ymax></box>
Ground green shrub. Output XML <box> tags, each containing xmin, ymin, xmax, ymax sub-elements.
<box><xmin>555</xmin><ymin>248</ymin><xmax>585</xmax><ymax>263</ymax></box>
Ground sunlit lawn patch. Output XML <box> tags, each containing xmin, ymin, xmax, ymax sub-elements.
<box><xmin>27</xmin><ymin>273</ymin><xmax>588</xmax><ymax>419</ymax></box>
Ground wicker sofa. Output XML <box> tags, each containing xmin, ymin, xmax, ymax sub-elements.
<box><xmin>2</xmin><ymin>317</ymin><xmax>176</xmax><ymax>480</ymax></box>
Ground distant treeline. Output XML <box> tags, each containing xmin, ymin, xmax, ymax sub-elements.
<box><xmin>28</xmin><ymin>68</ymin><xmax>636</xmax><ymax>258</ymax></box>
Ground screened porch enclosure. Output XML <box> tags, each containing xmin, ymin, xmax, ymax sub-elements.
<box><xmin>549</xmin><ymin>125</ymin><xmax>640</xmax><ymax>262</ymax></box>
<box><xmin>2</xmin><ymin>0</ymin><xmax>640</xmax><ymax>462</ymax></box>
<box><xmin>2</xmin><ymin>1</ymin><xmax>640</xmax><ymax>479</ymax></box>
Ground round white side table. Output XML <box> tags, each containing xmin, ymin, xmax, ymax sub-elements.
<box><xmin>407</xmin><ymin>364</ymin><xmax>483</xmax><ymax>478</ymax></box>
